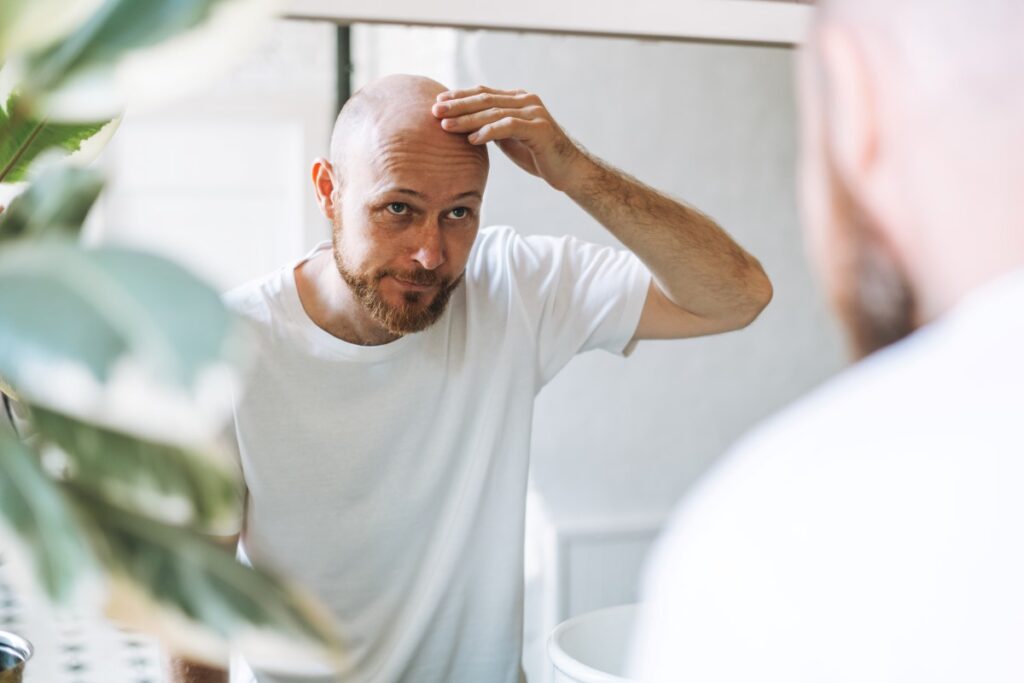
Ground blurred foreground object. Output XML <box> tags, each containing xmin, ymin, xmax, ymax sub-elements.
<box><xmin>0</xmin><ymin>0</ymin><xmax>344</xmax><ymax>675</ymax></box>
<box><xmin>632</xmin><ymin>0</ymin><xmax>1024</xmax><ymax>681</ymax></box>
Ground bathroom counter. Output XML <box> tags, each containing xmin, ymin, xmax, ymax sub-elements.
<box><xmin>0</xmin><ymin>572</ymin><xmax>164</xmax><ymax>683</ymax></box>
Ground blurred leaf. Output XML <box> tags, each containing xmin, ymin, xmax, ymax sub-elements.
<box><xmin>0</xmin><ymin>0</ymin><xmax>105</xmax><ymax>60</ymax></box>
<box><xmin>0</xmin><ymin>166</ymin><xmax>104</xmax><ymax>241</ymax></box>
<box><xmin>30</xmin><ymin>405</ymin><xmax>242</xmax><ymax>532</ymax></box>
<box><xmin>0</xmin><ymin>91</ymin><xmax>109</xmax><ymax>183</ymax></box>
<box><xmin>0</xmin><ymin>239</ymin><xmax>239</xmax><ymax>390</ymax></box>
<box><xmin>0</xmin><ymin>431</ymin><xmax>97</xmax><ymax>601</ymax></box>
<box><xmin>70</xmin><ymin>486</ymin><xmax>343</xmax><ymax>669</ymax></box>
<box><xmin>24</xmin><ymin>0</ymin><xmax>230</xmax><ymax>94</ymax></box>
<box><xmin>0</xmin><ymin>376</ymin><xmax>19</xmax><ymax>401</ymax></box>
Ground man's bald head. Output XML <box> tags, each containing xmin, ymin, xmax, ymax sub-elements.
<box><xmin>812</xmin><ymin>0</ymin><xmax>1024</xmax><ymax>124</ymax></box>
<box><xmin>328</xmin><ymin>74</ymin><xmax>489</xmax><ymax>192</ymax></box>
<box><xmin>799</xmin><ymin>0</ymin><xmax>1024</xmax><ymax>358</ymax></box>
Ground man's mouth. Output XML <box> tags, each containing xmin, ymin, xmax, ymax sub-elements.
<box><xmin>391</xmin><ymin>275</ymin><xmax>439</xmax><ymax>291</ymax></box>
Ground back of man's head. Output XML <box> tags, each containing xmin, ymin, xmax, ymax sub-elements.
<box><xmin>799</xmin><ymin>0</ymin><xmax>1024</xmax><ymax>357</ymax></box>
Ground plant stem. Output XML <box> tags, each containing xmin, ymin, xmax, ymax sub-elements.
<box><xmin>0</xmin><ymin>114</ymin><xmax>46</xmax><ymax>183</ymax></box>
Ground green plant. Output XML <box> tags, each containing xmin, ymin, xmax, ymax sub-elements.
<box><xmin>0</xmin><ymin>0</ymin><xmax>342</xmax><ymax>672</ymax></box>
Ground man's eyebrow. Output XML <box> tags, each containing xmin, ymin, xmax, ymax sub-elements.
<box><xmin>381</xmin><ymin>188</ymin><xmax>483</xmax><ymax>202</ymax></box>
<box><xmin>389</xmin><ymin>188</ymin><xmax>426</xmax><ymax>199</ymax></box>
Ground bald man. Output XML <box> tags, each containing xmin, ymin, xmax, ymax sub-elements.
<box><xmin>631</xmin><ymin>1</ymin><xmax>1024</xmax><ymax>681</ymax></box>
<box><xmin>169</xmin><ymin>75</ymin><xmax>770</xmax><ymax>683</ymax></box>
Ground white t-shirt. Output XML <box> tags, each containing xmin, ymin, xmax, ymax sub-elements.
<box><xmin>224</xmin><ymin>225</ymin><xmax>650</xmax><ymax>683</ymax></box>
<box><xmin>630</xmin><ymin>268</ymin><xmax>1024</xmax><ymax>683</ymax></box>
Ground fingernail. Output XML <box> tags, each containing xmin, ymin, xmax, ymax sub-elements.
<box><xmin>468</xmin><ymin>133</ymin><xmax>479</xmax><ymax>143</ymax></box>
<box><xmin>434</xmin><ymin>102</ymin><xmax>448</xmax><ymax>113</ymax></box>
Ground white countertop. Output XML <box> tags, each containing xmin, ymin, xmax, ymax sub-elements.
<box><xmin>0</xmin><ymin>571</ymin><xmax>164</xmax><ymax>683</ymax></box>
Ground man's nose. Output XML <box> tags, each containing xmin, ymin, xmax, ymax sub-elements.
<box><xmin>411</xmin><ymin>222</ymin><xmax>445</xmax><ymax>271</ymax></box>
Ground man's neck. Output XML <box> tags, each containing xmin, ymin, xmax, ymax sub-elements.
<box><xmin>294</xmin><ymin>251</ymin><xmax>402</xmax><ymax>346</ymax></box>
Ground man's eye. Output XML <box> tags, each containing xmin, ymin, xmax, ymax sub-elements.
<box><xmin>446</xmin><ymin>207</ymin><xmax>469</xmax><ymax>220</ymax></box>
<box><xmin>387</xmin><ymin>202</ymin><xmax>409</xmax><ymax>215</ymax></box>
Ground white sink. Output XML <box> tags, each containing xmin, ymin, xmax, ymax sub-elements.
<box><xmin>547</xmin><ymin>604</ymin><xmax>640</xmax><ymax>683</ymax></box>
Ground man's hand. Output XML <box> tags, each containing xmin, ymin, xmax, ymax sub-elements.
<box><xmin>432</xmin><ymin>86</ymin><xmax>584</xmax><ymax>192</ymax></box>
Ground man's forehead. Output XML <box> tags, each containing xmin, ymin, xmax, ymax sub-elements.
<box><xmin>361</xmin><ymin>162</ymin><xmax>488</xmax><ymax>202</ymax></box>
<box><xmin>351</xmin><ymin>129</ymin><xmax>488</xmax><ymax>192</ymax></box>
<box><xmin>370</xmin><ymin>114</ymin><xmax>485</xmax><ymax>156</ymax></box>
<box><xmin>366</xmin><ymin>136</ymin><xmax>487</xmax><ymax>170</ymax></box>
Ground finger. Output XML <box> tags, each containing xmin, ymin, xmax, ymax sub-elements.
<box><xmin>436</xmin><ymin>85</ymin><xmax>523</xmax><ymax>103</ymax></box>
<box><xmin>433</xmin><ymin>92</ymin><xmax>539</xmax><ymax>118</ymax></box>
<box><xmin>440</xmin><ymin>106</ymin><xmax>545</xmax><ymax>134</ymax></box>
<box><xmin>468</xmin><ymin>116</ymin><xmax>543</xmax><ymax>145</ymax></box>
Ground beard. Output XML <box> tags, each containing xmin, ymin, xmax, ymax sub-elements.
<box><xmin>826</xmin><ymin>157</ymin><xmax>918</xmax><ymax>360</ymax></box>
<box><xmin>331</xmin><ymin>228</ymin><xmax>463</xmax><ymax>336</ymax></box>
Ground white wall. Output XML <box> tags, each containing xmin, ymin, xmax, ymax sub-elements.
<box><xmin>92</xmin><ymin>19</ymin><xmax>337</xmax><ymax>291</ymax></box>
<box><xmin>463</xmin><ymin>30</ymin><xmax>847</xmax><ymax>523</ymax></box>
<box><xmin>353</xmin><ymin>25</ymin><xmax>847</xmax><ymax>520</ymax></box>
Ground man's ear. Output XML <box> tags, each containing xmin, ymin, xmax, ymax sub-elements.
<box><xmin>817</xmin><ymin>25</ymin><xmax>878</xmax><ymax>191</ymax></box>
<box><xmin>311</xmin><ymin>158</ymin><xmax>337</xmax><ymax>219</ymax></box>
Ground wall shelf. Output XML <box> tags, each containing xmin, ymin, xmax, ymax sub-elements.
<box><xmin>283</xmin><ymin>0</ymin><xmax>813</xmax><ymax>48</ymax></box>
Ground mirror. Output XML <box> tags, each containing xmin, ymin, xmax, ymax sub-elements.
<box><xmin>86</xmin><ymin>14</ymin><xmax>842</xmax><ymax>682</ymax></box>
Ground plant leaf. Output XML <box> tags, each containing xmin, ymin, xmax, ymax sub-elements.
<box><xmin>0</xmin><ymin>241</ymin><xmax>248</xmax><ymax>442</ymax></box>
<box><xmin>24</xmin><ymin>0</ymin><xmax>229</xmax><ymax>94</ymax></box>
<box><xmin>30</xmin><ymin>405</ymin><xmax>243</xmax><ymax>533</ymax></box>
<box><xmin>0</xmin><ymin>166</ymin><xmax>104</xmax><ymax>241</ymax></box>
<box><xmin>69</xmin><ymin>486</ymin><xmax>345</xmax><ymax>673</ymax></box>
<box><xmin>0</xmin><ymin>431</ymin><xmax>98</xmax><ymax>602</ymax></box>
<box><xmin>0</xmin><ymin>92</ymin><xmax>109</xmax><ymax>183</ymax></box>
<box><xmin>0</xmin><ymin>0</ymin><xmax>105</xmax><ymax>59</ymax></box>
<box><xmin>0</xmin><ymin>376</ymin><xmax>19</xmax><ymax>402</ymax></box>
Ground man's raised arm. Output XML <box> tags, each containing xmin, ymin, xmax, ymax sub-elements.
<box><xmin>432</xmin><ymin>86</ymin><xmax>773</xmax><ymax>340</ymax></box>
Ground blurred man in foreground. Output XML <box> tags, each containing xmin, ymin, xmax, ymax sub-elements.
<box><xmin>632</xmin><ymin>0</ymin><xmax>1024</xmax><ymax>680</ymax></box>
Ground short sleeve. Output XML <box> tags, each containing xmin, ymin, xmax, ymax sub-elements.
<box><xmin>504</xmin><ymin>229</ymin><xmax>651</xmax><ymax>386</ymax></box>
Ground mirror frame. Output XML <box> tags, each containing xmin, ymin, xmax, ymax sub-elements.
<box><xmin>283</xmin><ymin>0</ymin><xmax>812</xmax><ymax>48</ymax></box>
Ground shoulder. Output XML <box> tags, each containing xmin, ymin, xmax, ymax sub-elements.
<box><xmin>467</xmin><ymin>225</ymin><xmax>547</xmax><ymax>277</ymax></box>
<box><xmin>467</xmin><ymin>225</ymin><xmax>637</xmax><ymax>288</ymax></box>
<box><xmin>646</xmin><ymin>317</ymin><xmax>1024</xmax><ymax>652</ymax></box>
<box><xmin>222</xmin><ymin>267</ymin><xmax>289</xmax><ymax>327</ymax></box>
<box><xmin>636</xmin><ymin>329</ymin><xmax>1024</xmax><ymax>681</ymax></box>
<box><xmin>465</xmin><ymin>225</ymin><xmax>559</xmax><ymax>295</ymax></box>
<box><xmin>671</xmin><ymin>324</ymin><xmax>983</xmax><ymax>539</ymax></box>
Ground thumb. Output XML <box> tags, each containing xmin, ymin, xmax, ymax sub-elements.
<box><xmin>497</xmin><ymin>139</ymin><xmax>538</xmax><ymax>175</ymax></box>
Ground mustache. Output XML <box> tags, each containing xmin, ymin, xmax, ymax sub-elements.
<box><xmin>378</xmin><ymin>268</ymin><xmax>445</xmax><ymax>287</ymax></box>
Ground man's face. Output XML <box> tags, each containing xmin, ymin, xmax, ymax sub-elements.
<box><xmin>797</xmin><ymin>46</ymin><xmax>917</xmax><ymax>360</ymax></box>
<box><xmin>331</xmin><ymin>127</ymin><xmax>489</xmax><ymax>335</ymax></box>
